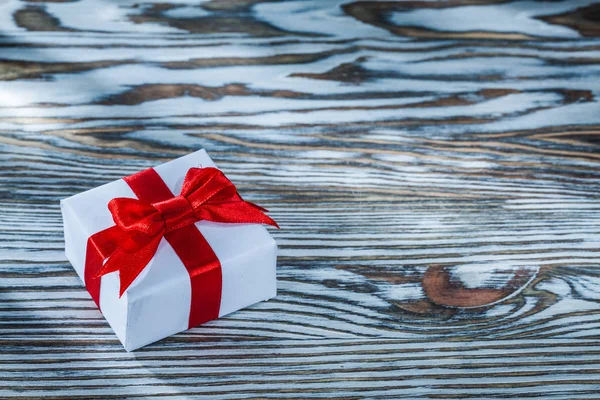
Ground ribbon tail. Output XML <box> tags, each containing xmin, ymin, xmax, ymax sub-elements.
<box><xmin>198</xmin><ymin>201</ymin><xmax>280</xmax><ymax>229</ymax></box>
<box><xmin>245</xmin><ymin>200</ymin><xmax>269</xmax><ymax>213</ymax></box>
<box><xmin>96</xmin><ymin>233</ymin><xmax>164</xmax><ymax>297</ymax></box>
<box><xmin>84</xmin><ymin>225</ymin><xmax>125</xmax><ymax>308</ymax></box>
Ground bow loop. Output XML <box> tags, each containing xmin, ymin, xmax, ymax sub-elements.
<box><xmin>180</xmin><ymin>167</ymin><xmax>238</xmax><ymax>210</ymax></box>
<box><xmin>183</xmin><ymin>168</ymin><xmax>279</xmax><ymax>228</ymax></box>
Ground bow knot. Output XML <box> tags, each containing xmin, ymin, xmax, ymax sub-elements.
<box><xmin>153</xmin><ymin>195</ymin><xmax>195</xmax><ymax>233</ymax></box>
<box><xmin>95</xmin><ymin>167</ymin><xmax>278</xmax><ymax>296</ymax></box>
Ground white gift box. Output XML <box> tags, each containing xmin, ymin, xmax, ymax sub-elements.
<box><xmin>60</xmin><ymin>149</ymin><xmax>277</xmax><ymax>351</ymax></box>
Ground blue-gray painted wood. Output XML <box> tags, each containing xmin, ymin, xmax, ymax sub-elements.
<box><xmin>1</xmin><ymin>0</ymin><xmax>600</xmax><ymax>398</ymax></box>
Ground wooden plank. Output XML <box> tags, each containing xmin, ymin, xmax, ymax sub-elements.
<box><xmin>1</xmin><ymin>339</ymin><xmax>600</xmax><ymax>398</ymax></box>
<box><xmin>1</xmin><ymin>0</ymin><xmax>600</xmax><ymax>397</ymax></box>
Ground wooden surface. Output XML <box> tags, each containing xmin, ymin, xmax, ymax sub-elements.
<box><xmin>1</xmin><ymin>0</ymin><xmax>600</xmax><ymax>398</ymax></box>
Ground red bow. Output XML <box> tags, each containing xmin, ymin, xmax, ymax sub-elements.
<box><xmin>93</xmin><ymin>167</ymin><xmax>278</xmax><ymax>297</ymax></box>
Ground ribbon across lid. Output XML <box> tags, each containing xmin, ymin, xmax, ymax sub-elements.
<box><xmin>92</xmin><ymin>167</ymin><xmax>278</xmax><ymax>298</ymax></box>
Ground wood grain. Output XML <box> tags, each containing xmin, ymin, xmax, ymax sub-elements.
<box><xmin>1</xmin><ymin>0</ymin><xmax>600</xmax><ymax>398</ymax></box>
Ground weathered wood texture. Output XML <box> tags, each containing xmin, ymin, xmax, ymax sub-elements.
<box><xmin>1</xmin><ymin>0</ymin><xmax>600</xmax><ymax>398</ymax></box>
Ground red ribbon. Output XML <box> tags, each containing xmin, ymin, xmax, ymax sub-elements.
<box><xmin>83</xmin><ymin>167</ymin><xmax>277</xmax><ymax>328</ymax></box>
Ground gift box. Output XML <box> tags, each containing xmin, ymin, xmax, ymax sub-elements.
<box><xmin>60</xmin><ymin>149</ymin><xmax>278</xmax><ymax>351</ymax></box>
